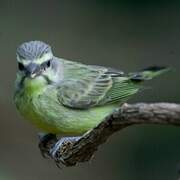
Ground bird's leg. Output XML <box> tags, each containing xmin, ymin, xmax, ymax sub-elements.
<box><xmin>50</xmin><ymin>136</ymin><xmax>81</xmax><ymax>159</ymax></box>
<box><xmin>38</xmin><ymin>133</ymin><xmax>57</xmax><ymax>158</ymax></box>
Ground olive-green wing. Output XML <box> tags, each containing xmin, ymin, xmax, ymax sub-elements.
<box><xmin>57</xmin><ymin>62</ymin><xmax>140</xmax><ymax>109</ymax></box>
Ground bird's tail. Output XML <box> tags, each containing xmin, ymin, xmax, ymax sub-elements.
<box><xmin>128</xmin><ymin>66</ymin><xmax>171</xmax><ymax>82</ymax></box>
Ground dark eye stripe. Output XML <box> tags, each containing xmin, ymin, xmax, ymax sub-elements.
<box><xmin>18</xmin><ymin>63</ymin><xmax>25</xmax><ymax>71</ymax></box>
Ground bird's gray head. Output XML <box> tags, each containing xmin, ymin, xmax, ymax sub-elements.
<box><xmin>16</xmin><ymin>41</ymin><xmax>54</xmax><ymax>78</ymax></box>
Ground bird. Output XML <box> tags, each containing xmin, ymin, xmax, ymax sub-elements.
<box><xmin>14</xmin><ymin>40</ymin><xmax>170</xmax><ymax>157</ymax></box>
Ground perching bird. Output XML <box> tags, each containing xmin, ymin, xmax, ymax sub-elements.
<box><xmin>14</xmin><ymin>40</ymin><xmax>169</xmax><ymax>157</ymax></box>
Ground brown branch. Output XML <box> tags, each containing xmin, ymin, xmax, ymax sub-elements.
<box><xmin>38</xmin><ymin>103</ymin><xmax>180</xmax><ymax>167</ymax></box>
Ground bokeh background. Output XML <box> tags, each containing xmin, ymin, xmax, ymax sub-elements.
<box><xmin>0</xmin><ymin>0</ymin><xmax>180</xmax><ymax>179</ymax></box>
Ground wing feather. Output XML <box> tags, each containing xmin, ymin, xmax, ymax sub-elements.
<box><xmin>57</xmin><ymin>59</ymin><xmax>140</xmax><ymax>109</ymax></box>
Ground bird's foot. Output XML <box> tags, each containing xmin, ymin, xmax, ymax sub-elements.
<box><xmin>38</xmin><ymin>133</ymin><xmax>57</xmax><ymax>158</ymax></box>
<box><xmin>50</xmin><ymin>136</ymin><xmax>81</xmax><ymax>160</ymax></box>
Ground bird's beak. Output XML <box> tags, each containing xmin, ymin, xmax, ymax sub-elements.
<box><xmin>25</xmin><ymin>63</ymin><xmax>40</xmax><ymax>78</ymax></box>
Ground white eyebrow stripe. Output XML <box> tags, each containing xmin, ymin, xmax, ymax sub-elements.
<box><xmin>17</xmin><ymin>56</ymin><xmax>31</xmax><ymax>65</ymax></box>
<box><xmin>17</xmin><ymin>53</ymin><xmax>53</xmax><ymax>65</ymax></box>
<box><xmin>35</xmin><ymin>53</ymin><xmax>53</xmax><ymax>64</ymax></box>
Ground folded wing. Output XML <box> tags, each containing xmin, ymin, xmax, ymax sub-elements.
<box><xmin>57</xmin><ymin>61</ymin><xmax>140</xmax><ymax>109</ymax></box>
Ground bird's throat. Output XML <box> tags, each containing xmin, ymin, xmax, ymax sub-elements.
<box><xmin>23</xmin><ymin>76</ymin><xmax>48</xmax><ymax>94</ymax></box>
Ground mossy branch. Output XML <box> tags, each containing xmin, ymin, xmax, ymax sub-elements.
<box><xmin>38</xmin><ymin>103</ymin><xmax>180</xmax><ymax>167</ymax></box>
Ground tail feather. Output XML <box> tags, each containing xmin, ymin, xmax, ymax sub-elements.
<box><xmin>129</xmin><ymin>66</ymin><xmax>171</xmax><ymax>82</ymax></box>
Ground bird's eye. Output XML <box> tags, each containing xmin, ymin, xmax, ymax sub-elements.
<box><xmin>46</xmin><ymin>60</ymin><xmax>51</xmax><ymax>67</ymax></box>
<box><xmin>18</xmin><ymin>63</ymin><xmax>25</xmax><ymax>71</ymax></box>
<box><xmin>40</xmin><ymin>60</ymin><xmax>51</xmax><ymax>71</ymax></box>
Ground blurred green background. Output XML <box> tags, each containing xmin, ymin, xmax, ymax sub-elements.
<box><xmin>0</xmin><ymin>0</ymin><xmax>180</xmax><ymax>179</ymax></box>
